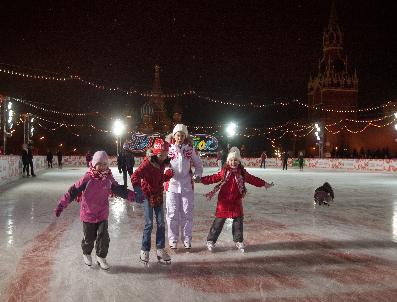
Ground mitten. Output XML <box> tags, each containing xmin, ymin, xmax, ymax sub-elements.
<box><xmin>54</xmin><ymin>203</ymin><xmax>64</xmax><ymax>217</ymax></box>
<box><xmin>264</xmin><ymin>182</ymin><xmax>274</xmax><ymax>189</ymax></box>
<box><xmin>127</xmin><ymin>190</ymin><xmax>135</xmax><ymax>203</ymax></box>
<box><xmin>133</xmin><ymin>186</ymin><xmax>145</xmax><ymax>204</ymax></box>
<box><xmin>164</xmin><ymin>168</ymin><xmax>174</xmax><ymax>178</ymax></box>
<box><xmin>193</xmin><ymin>175</ymin><xmax>201</xmax><ymax>183</ymax></box>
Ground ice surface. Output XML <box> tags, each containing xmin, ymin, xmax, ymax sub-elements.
<box><xmin>1</xmin><ymin>167</ymin><xmax>397</xmax><ymax>301</ymax></box>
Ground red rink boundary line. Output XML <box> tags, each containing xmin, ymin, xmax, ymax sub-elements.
<box><xmin>5</xmin><ymin>218</ymin><xmax>74</xmax><ymax>302</ymax></box>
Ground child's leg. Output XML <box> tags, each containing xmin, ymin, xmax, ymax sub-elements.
<box><xmin>95</xmin><ymin>220</ymin><xmax>110</xmax><ymax>258</ymax></box>
<box><xmin>232</xmin><ymin>217</ymin><xmax>244</xmax><ymax>243</ymax></box>
<box><xmin>142</xmin><ymin>199</ymin><xmax>154</xmax><ymax>251</ymax></box>
<box><xmin>207</xmin><ymin>218</ymin><xmax>226</xmax><ymax>243</ymax></box>
<box><xmin>154</xmin><ymin>204</ymin><xmax>165</xmax><ymax>249</ymax></box>
<box><xmin>81</xmin><ymin>222</ymin><xmax>99</xmax><ymax>255</ymax></box>
<box><xmin>180</xmin><ymin>191</ymin><xmax>194</xmax><ymax>244</ymax></box>
<box><xmin>166</xmin><ymin>192</ymin><xmax>182</xmax><ymax>243</ymax></box>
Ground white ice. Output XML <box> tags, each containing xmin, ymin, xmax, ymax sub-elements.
<box><xmin>1</xmin><ymin>167</ymin><xmax>397</xmax><ymax>302</ymax></box>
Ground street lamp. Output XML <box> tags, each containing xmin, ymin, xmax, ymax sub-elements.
<box><xmin>112</xmin><ymin>119</ymin><xmax>125</xmax><ymax>155</ymax></box>
<box><xmin>314</xmin><ymin>122</ymin><xmax>323</xmax><ymax>158</ymax></box>
<box><xmin>225</xmin><ymin>122</ymin><xmax>237</xmax><ymax>151</ymax></box>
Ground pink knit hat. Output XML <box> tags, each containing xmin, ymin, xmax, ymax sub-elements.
<box><xmin>92</xmin><ymin>151</ymin><xmax>109</xmax><ymax>166</ymax></box>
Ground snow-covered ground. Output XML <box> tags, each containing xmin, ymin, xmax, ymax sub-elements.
<box><xmin>1</xmin><ymin>167</ymin><xmax>397</xmax><ymax>302</ymax></box>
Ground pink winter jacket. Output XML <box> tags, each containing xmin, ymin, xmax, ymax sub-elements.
<box><xmin>58</xmin><ymin>172</ymin><xmax>133</xmax><ymax>223</ymax></box>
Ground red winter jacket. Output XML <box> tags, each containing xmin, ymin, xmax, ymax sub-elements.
<box><xmin>131</xmin><ymin>158</ymin><xmax>173</xmax><ymax>206</ymax></box>
<box><xmin>201</xmin><ymin>165</ymin><xmax>269</xmax><ymax>218</ymax></box>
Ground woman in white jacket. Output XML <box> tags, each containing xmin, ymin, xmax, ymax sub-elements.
<box><xmin>165</xmin><ymin>124</ymin><xmax>203</xmax><ymax>249</ymax></box>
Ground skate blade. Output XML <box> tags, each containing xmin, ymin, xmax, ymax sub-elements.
<box><xmin>140</xmin><ymin>259</ymin><xmax>150</xmax><ymax>267</ymax></box>
<box><xmin>157</xmin><ymin>257</ymin><xmax>171</xmax><ymax>264</ymax></box>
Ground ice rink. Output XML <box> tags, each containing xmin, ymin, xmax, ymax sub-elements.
<box><xmin>1</xmin><ymin>166</ymin><xmax>397</xmax><ymax>302</ymax></box>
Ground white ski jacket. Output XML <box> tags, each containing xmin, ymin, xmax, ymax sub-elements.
<box><xmin>166</xmin><ymin>143</ymin><xmax>203</xmax><ymax>194</ymax></box>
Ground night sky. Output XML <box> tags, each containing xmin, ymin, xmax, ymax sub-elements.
<box><xmin>0</xmin><ymin>0</ymin><xmax>396</xmax><ymax>152</ymax></box>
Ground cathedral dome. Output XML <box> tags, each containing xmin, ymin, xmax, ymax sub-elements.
<box><xmin>141</xmin><ymin>102</ymin><xmax>154</xmax><ymax>119</ymax></box>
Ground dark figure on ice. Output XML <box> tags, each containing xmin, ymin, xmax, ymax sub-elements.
<box><xmin>118</xmin><ymin>148</ymin><xmax>135</xmax><ymax>188</ymax></box>
<box><xmin>21</xmin><ymin>144</ymin><xmax>30</xmax><ymax>176</ymax></box>
<box><xmin>27</xmin><ymin>143</ymin><xmax>36</xmax><ymax>176</ymax></box>
<box><xmin>282</xmin><ymin>151</ymin><xmax>289</xmax><ymax>170</ymax></box>
<box><xmin>47</xmin><ymin>150</ymin><xmax>53</xmax><ymax>168</ymax></box>
<box><xmin>298</xmin><ymin>152</ymin><xmax>304</xmax><ymax>171</ymax></box>
<box><xmin>56</xmin><ymin>149</ymin><xmax>63</xmax><ymax>169</ymax></box>
<box><xmin>86</xmin><ymin>151</ymin><xmax>93</xmax><ymax>167</ymax></box>
<box><xmin>260</xmin><ymin>151</ymin><xmax>267</xmax><ymax>168</ymax></box>
<box><xmin>314</xmin><ymin>182</ymin><xmax>335</xmax><ymax>206</ymax></box>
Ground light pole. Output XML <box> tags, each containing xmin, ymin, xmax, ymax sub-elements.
<box><xmin>112</xmin><ymin>119</ymin><xmax>125</xmax><ymax>155</ymax></box>
<box><xmin>226</xmin><ymin>122</ymin><xmax>237</xmax><ymax>150</ymax></box>
<box><xmin>314</xmin><ymin>122</ymin><xmax>324</xmax><ymax>158</ymax></box>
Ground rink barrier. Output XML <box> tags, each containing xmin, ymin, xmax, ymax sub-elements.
<box><xmin>1</xmin><ymin>156</ymin><xmax>397</xmax><ymax>185</ymax></box>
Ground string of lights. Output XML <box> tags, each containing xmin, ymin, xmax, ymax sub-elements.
<box><xmin>2</xmin><ymin>65</ymin><xmax>396</xmax><ymax>114</ymax></box>
<box><xmin>11</xmin><ymin>97</ymin><xmax>99</xmax><ymax>117</ymax></box>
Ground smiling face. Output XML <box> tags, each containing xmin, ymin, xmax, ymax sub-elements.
<box><xmin>228</xmin><ymin>158</ymin><xmax>240</xmax><ymax>169</ymax></box>
<box><xmin>174</xmin><ymin>131</ymin><xmax>186</xmax><ymax>145</ymax></box>
<box><xmin>95</xmin><ymin>162</ymin><xmax>108</xmax><ymax>172</ymax></box>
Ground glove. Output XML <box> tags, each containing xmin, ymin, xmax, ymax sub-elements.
<box><xmin>127</xmin><ymin>190</ymin><xmax>135</xmax><ymax>203</ymax></box>
<box><xmin>133</xmin><ymin>186</ymin><xmax>145</xmax><ymax>204</ymax></box>
<box><xmin>164</xmin><ymin>168</ymin><xmax>174</xmax><ymax>178</ymax></box>
<box><xmin>118</xmin><ymin>169</ymin><xmax>122</xmax><ymax>174</ymax></box>
<box><xmin>54</xmin><ymin>203</ymin><xmax>64</xmax><ymax>217</ymax></box>
<box><xmin>264</xmin><ymin>182</ymin><xmax>274</xmax><ymax>189</ymax></box>
<box><xmin>193</xmin><ymin>175</ymin><xmax>201</xmax><ymax>183</ymax></box>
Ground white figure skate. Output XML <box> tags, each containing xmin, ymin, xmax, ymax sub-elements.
<box><xmin>235</xmin><ymin>242</ymin><xmax>245</xmax><ymax>253</ymax></box>
<box><xmin>156</xmin><ymin>249</ymin><xmax>171</xmax><ymax>264</ymax></box>
<box><xmin>140</xmin><ymin>250</ymin><xmax>150</xmax><ymax>267</ymax></box>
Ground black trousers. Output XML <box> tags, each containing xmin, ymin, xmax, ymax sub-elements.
<box><xmin>81</xmin><ymin>220</ymin><xmax>110</xmax><ymax>258</ymax></box>
<box><xmin>282</xmin><ymin>160</ymin><xmax>288</xmax><ymax>170</ymax></box>
<box><xmin>260</xmin><ymin>159</ymin><xmax>266</xmax><ymax>168</ymax></box>
<box><xmin>28</xmin><ymin>159</ymin><xmax>35</xmax><ymax>175</ymax></box>
<box><xmin>23</xmin><ymin>162</ymin><xmax>29</xmax><ymax>175</ymax></box>
<box><xmin>47</xmin><ymin>160</ymin><xmax>53</xmax><ymax>168</ymax></box>
<box><xmin>207</xmin><ymin>216</ymin><xmax>244</xmax><ymax>243</ymax></box>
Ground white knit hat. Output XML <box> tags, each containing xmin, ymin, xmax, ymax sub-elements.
<box><xmin>92</xmin><ymin>151</ymin><xmax>109</xmax><ymax>166</ymax></box>
<box><xmin>227</xmin><ymin>146</ymin><xmax>242</xmax><ymax>162</ymax></box>
<box><xmin>173</xmin><ymin>124</ymin><xmax>188</xmax><ymax>136</ymax></box>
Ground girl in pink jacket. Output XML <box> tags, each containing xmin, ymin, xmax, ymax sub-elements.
<box><xmin>54</xmin><ymin>151</ymin><xmax>135</xmax><ymax>270</ymax></box>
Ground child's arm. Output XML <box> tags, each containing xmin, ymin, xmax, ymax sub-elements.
<box><xmin>200</xmin><ymin>169</ymin><xmax>224</xmax><ymax>185</ymax></box>
<box><xmin>244</xmin><ymin>171</ymin><xmax>274</xmax><ymax>189</ymax></box>
<box><xmin>54</xmin><ymin>173</ymin><xmax>90</xmax><ymax>217</ymax></box>
<box><xmin>191</xmin><ymin>149</ymin><xmax>204</xmax><ymax>179</ymax></box>
<box><xmin>109</xmin><ymin>175</ymin><xmax>135</xmax><ymax>202</ymax></box>
<box><xmin>130</xmin><ymin>164</ymin><xmax>146</xmax><ymax>203</ymax></box>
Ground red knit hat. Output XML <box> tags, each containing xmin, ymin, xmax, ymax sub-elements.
<box><xmin>147</xmin><ymin>138</ymin><xmax>169</xmax><ymax>156</ymax></box>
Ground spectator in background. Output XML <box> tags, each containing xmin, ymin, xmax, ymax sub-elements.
<box><xmin>27</xmin><ymin>143</ymin><xmax>36</xmax><ymax>176</ymax></box>
<box><xmin>46</xmin><ymin>149</ymin><xmax>53</xmax><ymax>168</ymax></box>
<box><xmin>260</xmin><ymin>151</ymin><xmax>267</xmax><ymax>169</ymax></box>
<box><xmin>21</xmin><ymin>144</ymin><xmax>30</xmax><ymax>176</ymax></box>
<box><xmin>282</xmin><ymin>151</ymin><xmax>289</xmax><ymax>171</ymax></box>
<box><xmin>86</xmin><ymin>151</ymin><xmax>93</xmax><ymax>167</ymax></box>
<box><xmin>57</xmin><ymin>149</ymin><xmax>63</xmax><ymax>169</ymax></box>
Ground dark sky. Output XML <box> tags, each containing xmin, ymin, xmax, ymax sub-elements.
<box><xmin>0</xmin><ymin>0</ymin><xmax>396</xmax><ymax>124</ymax></box>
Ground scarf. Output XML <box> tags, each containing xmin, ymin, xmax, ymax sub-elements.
<box><xmin>88</xmin><ymin>164</ymin><xmax>112</xmax><ymax>180</ymax></box>
<box><xmin>204</xmin><ymin>167</ymin><xmax>246</xmax><ymax>201</ymax></box>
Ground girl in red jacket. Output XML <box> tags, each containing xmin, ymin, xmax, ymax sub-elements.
<box><xmin>131</xmin><ymin>138</ymin><xmax>174</xmax><ymax>265</ymax></box>
<box><xmin>198</xmin><ymin>147</ymin><xmax>274</xmax><ymax>253</ymax></box>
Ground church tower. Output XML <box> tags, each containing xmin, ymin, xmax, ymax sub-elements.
<box><xmin>308</xmin><ymin>1</ymin><xmax>359</xmax><ymax>122</ymax></box>
<box><xmin>138</xmin><ymin>65</ymin><xmax>172</xmax><ymax>134</ymax></box>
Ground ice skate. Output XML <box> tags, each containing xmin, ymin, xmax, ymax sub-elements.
<box><xmin>83</xmin><ymin>254</ymin><xmax>92</xmax><ymax>266</ymax></box>
<box><xmin>140</xmin><ymin>250</ymin><xmax>150</xmax><ymax>267</ymax></box>
<box><xmin>96</xmin><ymin>256</ymin><xmax>110</xmax><ymax>270</ymax></box>
<box><xmin>235</xmin><ymin>242</ymin><xmax>245</xmax><ymax>253</ymax></box>
<box><xmin>169</xmin><ymin>241</ymin><xmax>177</xmax><ymax>249</ymax></box>
<box><xmin>183</xmin><ymin>240</ymin><xmax>191</xmax><ymax>249</ymax></box>
<box><xmin>156</xmin><ymin>249</ymin><xmax>171</xmax><ymax>264</ymax></box>
<box><xmin>206</xmin><ymin>241</ymin><xmax>215</xmax><ymax>252</ymax></box>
